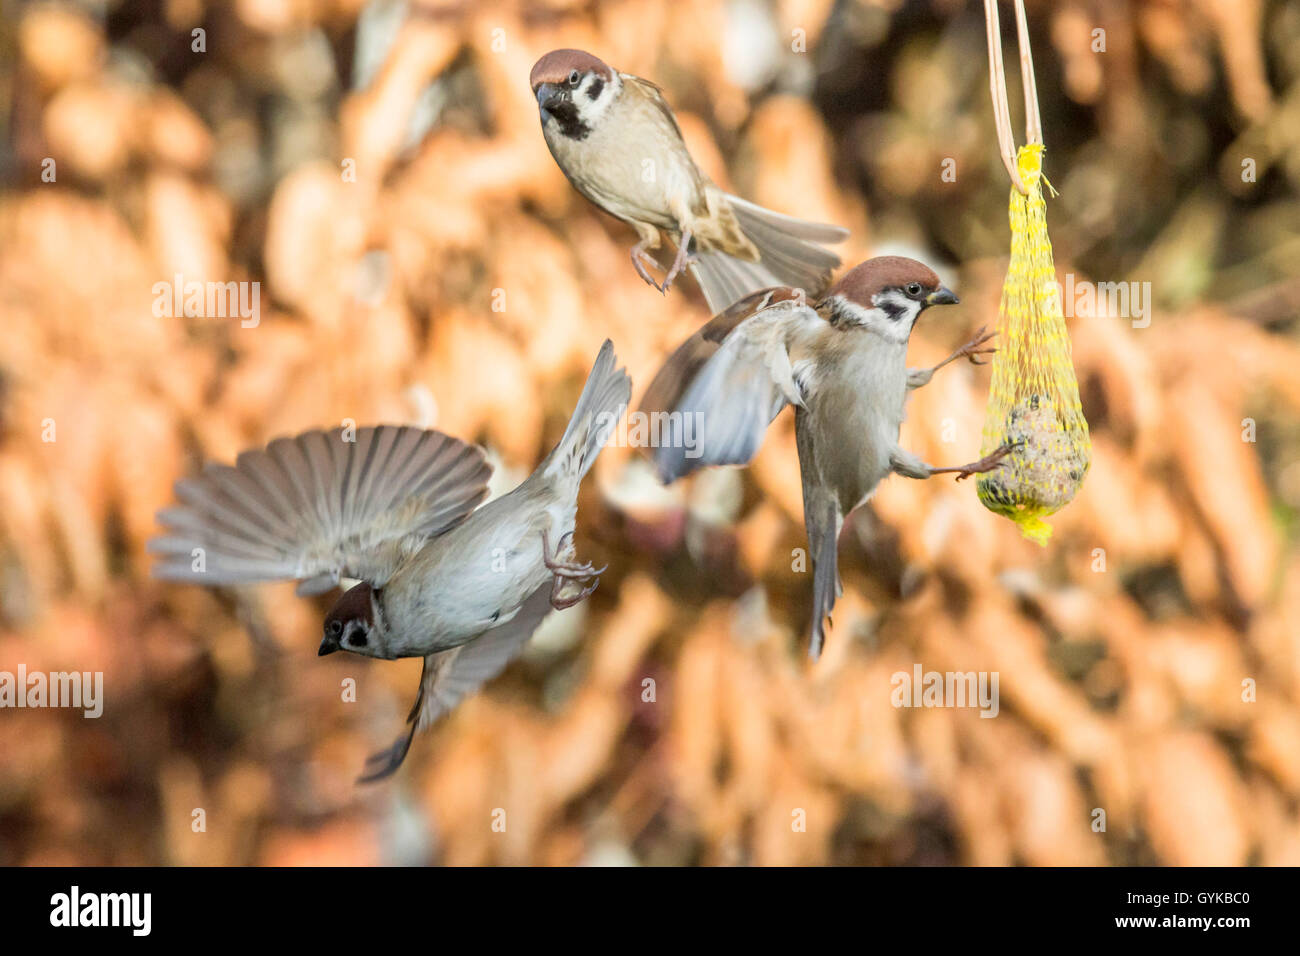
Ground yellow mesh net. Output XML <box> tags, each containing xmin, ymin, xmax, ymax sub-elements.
<box><xmin>976</xmin><ymin>144</ymin><xmax>1091</xmax><ymax>545</ymax></box>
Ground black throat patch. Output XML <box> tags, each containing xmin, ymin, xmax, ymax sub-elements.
<box><xmin>545</xmin><ymin>101</ymin><xmax>591</xmax><ymax>141</ymax></box>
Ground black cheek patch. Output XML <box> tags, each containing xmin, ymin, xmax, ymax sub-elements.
<box><xmin>586</xmin><ymin>77</ymin><xmax>604</xmax><ymax>101</ymax></box>
<box><xmin>880</xmin><ymin>298</ymin><xmax>910</xmax><ymax>322</ymax></box>
<box><xmin>349</xmin><ymin>631</ymin><xmax>368</xmax><ymax>647</ymax></box>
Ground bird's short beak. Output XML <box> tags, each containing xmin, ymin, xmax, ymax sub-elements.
<box><xmin>534</xmin><ymin>82</ymin><xmax>564</xmax><ymax>114</ymax></box>
<box><xmin>318</xmin><ymin>636</ymin><xmax>339</xmax><ymax>657</ymax></box>
<box><xmin>926</xmin><ymin>286</ymin><xmax>959</xmax><ymax>307</ymax></box>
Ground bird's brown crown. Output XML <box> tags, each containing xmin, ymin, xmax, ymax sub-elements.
<box><xmin>325</xmin><ymin>580</ymin><xmax>374</xmax><ymax>629</ymax></box>
<box><xmin>828</xmin><ymin>256</ymin><xmax>941</xmax><ymax>305</ymax></box>
<box><xmin>529</xmin><ymin>49</ymin><xmax>613</xmax><ymax>90</ymax></box>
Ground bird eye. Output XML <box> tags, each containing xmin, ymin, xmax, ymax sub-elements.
<box><xmin>328</xmin><ymin>620</ymin><xmax>342</xmax><ymax>637</ymax></box>
<box><xmin>906</xmin><ymin>283</ymin><xmax>923</xmax><ymax>297</ymax></box>
<box><xmin>568</xmin><ymin>70</ymin><xmax>581</xmax><ymax>86</ymax></box>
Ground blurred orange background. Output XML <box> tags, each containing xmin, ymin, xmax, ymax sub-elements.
<box><xmin>2</xmin><ymin>0</ymin><xmax>1299</xmax><ymax>865</ymax></box>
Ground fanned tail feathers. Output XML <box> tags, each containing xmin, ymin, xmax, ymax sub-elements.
<box><xmin>690</xmin><ymin>194</ymin><xmax>848</xmax><ymax>314</ymax></box>
<box><xmin>542</xmin><ymin>339</ymin><xmax>631</xmax><ymax>488</ymax></box>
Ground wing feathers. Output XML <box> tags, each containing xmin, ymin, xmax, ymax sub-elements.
<box><xmin>150</xmin><ymin>425</ymin><xmax>492</xmax><ymax>588</ymax></box>
<box><xmin>644</xmin><ymin>295</ymin><xmax>825</xmax><ymax>483</ymax></box>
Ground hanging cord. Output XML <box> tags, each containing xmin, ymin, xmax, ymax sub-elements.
<box><xmin>985</xmin><ymin>0</ymin><xmax>1043</xmax><ymax>195</ymax></box>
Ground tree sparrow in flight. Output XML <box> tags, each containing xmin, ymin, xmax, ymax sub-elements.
<box><xmin>530</xmin><ymin>48</ymin><xmax>849</xmax><ymax>314</ymax></box>
<box><xmin>151</xmin><ymin>342</ymin><xmax>631</xmax><ymax>780</ymax></box>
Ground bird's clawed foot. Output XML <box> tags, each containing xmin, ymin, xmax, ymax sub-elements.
<box><xmin>659</xmin><ymin>227</ymin><xmax>696</xmax><ymax>295</ymax></box>
<box><xmin>936</xmin><ymin>441</ymin><xmax>1021</xmax><ymax>481</ymax></box>
<box><xmin>543</xmin><ymin>530</ymin><xmax>605</xmax><ymax>579</ymax></box>
<box><xmin>950</xmin><ymin>326</ymin><xmax>998</xmax><ymax>366</ymax></box>
<box><xmin>550</xmin><ymin>576</ymin><xmax>599</xmax><ymax>610</ymax></box>
<box><xmin>629</xmin><ymin>230</ymin><xmax>696</xmax><ymax>296</ymax></box>
<box><xmin>542</xmin><ymin>529</ymin><xmax>605</xmax><ymax>610</ymax></box>
<box><xmin>630</xmin><ymin>241</ymin><xmax>664</xmax><ymax>291</ymax></box>
<box><xmin>908</xmin><ymin>328</ymin><xmax>998</xmax><ymax>389</ymax></box>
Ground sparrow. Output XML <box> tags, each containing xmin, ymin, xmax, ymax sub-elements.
<box><xmin>150</xmin><ymin>341</ymin><xmax>631</xmax><ymax>781</ymax></box>
<box><xmin>529</xmin><ymin>48</ymin><xmax>849</xmax><ymax>314</ymax></box>
<box><xmin>640</xmin><ymin>257</ymin><xmax>1011</xmax><ymax>659</ymax></box>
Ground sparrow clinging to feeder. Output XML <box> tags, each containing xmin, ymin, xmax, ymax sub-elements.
<box><xmin>529</xmin><ymin>48</ymin><xmax>849</xmax><ymax>314</ymax></box>
<box><xmin>641</xmin><ymin>257</ymin><xmax>1010</xmax><ymax>659</ymax></box>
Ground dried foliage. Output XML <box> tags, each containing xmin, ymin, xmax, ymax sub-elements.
<box><xmin>1</xmin><ymin>0</ymin><xmax>1299</xmax><ymax>866</ymax></box>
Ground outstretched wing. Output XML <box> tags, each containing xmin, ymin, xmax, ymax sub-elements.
<box><xmin>149</xmin><ymin>425</ymin><xmax>492</xmax><ymax>591</ymax></box>
<box><xmin>642</xmin><ymin>288</ymin><xmax>826</xmax><ymax>483</ymax></box>
<box><xmin>358</xmin><ymin>583</ymin><xmax>554</xmax><ymax>783</ymax></box>
<box><xmin>641</xmin><ymin>288</ymin><xmax>793</xmax><ymax>415</ymax></box>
